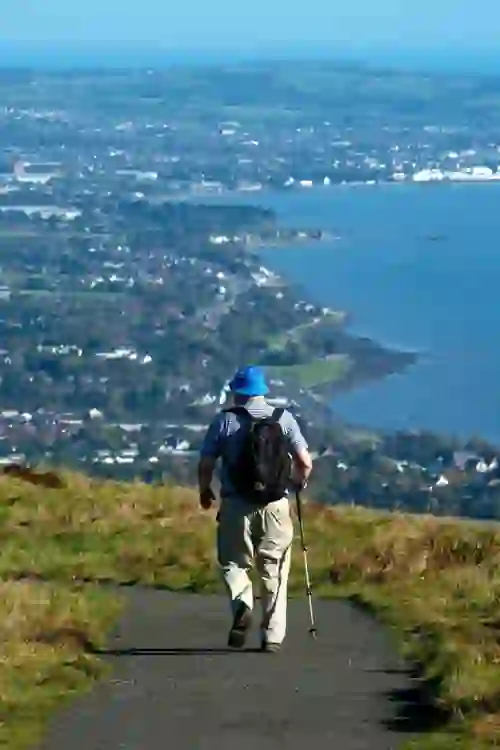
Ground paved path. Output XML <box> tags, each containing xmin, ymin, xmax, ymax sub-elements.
<box><xmin>41</xmin><ymin>590</ymin><xmax>422</xmax><ymax>750</ymax></box>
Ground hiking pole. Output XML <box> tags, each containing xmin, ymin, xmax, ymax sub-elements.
<box><xmin>295</xmin><ymin>488</ymin><xmax>317</xmax><ymax>640</ymax></box>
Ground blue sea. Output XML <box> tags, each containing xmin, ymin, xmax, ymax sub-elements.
<box><xmin>252</xmin><ymin>183</ymin><xmax>500</xmax><ymax>444</ymax></box>
<box><xmin>1</xmin><ymin>46</ymin><xmax>498</xmax><ymax>75</ymax></box>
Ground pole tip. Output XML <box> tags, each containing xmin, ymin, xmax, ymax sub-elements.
<box><xmin>309</xmin><ymin>628</ymin><xmax>318</xmax><ymax>640</ymax></box>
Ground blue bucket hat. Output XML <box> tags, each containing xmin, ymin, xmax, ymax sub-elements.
<box><xmin>229</xmin><ymin>365</ymin><xmax>269</xmax><ymax>397</ymax></box>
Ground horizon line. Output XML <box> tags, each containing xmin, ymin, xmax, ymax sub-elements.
<box><xmin>0</xmin><ymin>43</ymin><xmax>499</xmax><ymax>76</ymax></box>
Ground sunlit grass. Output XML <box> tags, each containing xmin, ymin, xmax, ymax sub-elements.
<box><xmin>266</xmin><ymin>354</ymin><xmax>351</xmax><ymax>387</ymax></box>
<box><xmin>0</xmin><ymin>579</ymin><xmax>121</xmax><ymax>749</ymax></box>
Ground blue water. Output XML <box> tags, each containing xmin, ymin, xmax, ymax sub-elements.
<box><xmin>254</xmin><ymin>183</ymin><xmax>500</xmax><ymax>443</ymax></box>
<box><xmin>2</xmin><ymin>45</ymin><xmax>498</xmax><ymax>74</ymax></box>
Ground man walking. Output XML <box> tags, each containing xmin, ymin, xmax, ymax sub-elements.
<box><xmin>197</xmin><ymin>365</ymin><xmax>313</xmax><ymax>652</ymax></box>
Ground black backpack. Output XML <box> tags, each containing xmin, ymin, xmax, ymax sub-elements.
<box><xmin>225</xmin><ymin>407</ymin><xmax>291</xmax><ymax>503</ymax></box>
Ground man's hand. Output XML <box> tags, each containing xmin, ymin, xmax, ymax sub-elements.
<box><xmin>199</xmin><ymin>487</ymin><xmax>216</xmax><ymax>510</ymax></box>
<box><xmin>198</xmin><ymin>456</ymin><xmax>216</xmax><ymax>510</ymax></box>
<box><xmin>292</xmin><ymin>446</ymin><xmax>313</xmax><ymax>491</ymax></box>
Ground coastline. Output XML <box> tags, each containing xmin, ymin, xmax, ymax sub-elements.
<box><xmin>175</xmin><ymin>178</ymin><xmax>500</xmax><ymax>205</ymax></box>
<box><xmin>167</xmin><ymin>186</ymin><xmax>500</xmax><ymax>447</ymax></box>
<box><xmin>243</xmin><ymin>214</ymin><xmax>420</xmax><ymax>431</ymax></box>
<box><xmin>215</xmin><ymin>204</ymin><xmax>422</xmax><ymax>434</ymax></box>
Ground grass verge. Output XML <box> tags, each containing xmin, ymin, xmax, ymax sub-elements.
<box><xmin>0</xmin><ymin>579</ymin><xmax>121</xmax><ymax>749</ymax></box>
<box><xmin>307</xmin><ymin>505</ymin><xmax>500</xmax><ymax>749</ymax></box>
<box><xmin>1</xmin><ymin>469</ymin><xmax>500</xmax><ymax>747</ymax></box>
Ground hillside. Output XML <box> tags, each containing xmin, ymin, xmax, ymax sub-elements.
<box><xmin>2</xmin><ymin>468</ymin><xmax>500</xmax><ymax>748</ymax></box>
<box><xmin>0</xmin><ymin>197</ymin><xmax>413</xmax><ymax>478</ymax></box>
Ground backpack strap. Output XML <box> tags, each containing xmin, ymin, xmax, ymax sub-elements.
<box><xmin>271</xmin><ymin>407</ymin><xmax>285</xmax><ymax>423</ymax></box>
<box><xmin>224</xmin><ymin>406</ymin><xmax>255</xmax><ymax>420</ymax></box>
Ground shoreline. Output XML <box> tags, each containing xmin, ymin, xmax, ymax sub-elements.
<box><xmin>247</xmin><ymin>222</ymin><xmax>421</xmax><ymax>433</ymax></box>
<box><xmin>171</xmin><ymin>178</ymin><xmax>500</xmax><ymax>204</ymax></box>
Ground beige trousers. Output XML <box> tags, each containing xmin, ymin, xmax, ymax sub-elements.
<box><xmin>217</xmin><ymin>495</ymin><xmax>294</xmax><ymax>645</ymax></box>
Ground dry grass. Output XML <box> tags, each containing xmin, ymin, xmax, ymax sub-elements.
<box><xmin>1</xmin><ymin>468</ymin><xmax>500</xmax><ymax>747</ymax></box>
<box><xmin>0</xmin><ymin>579</ymin><xmax>121</xmax><ymax>749</ymax></box>
<box><xmin>306</xmin><ymin>504</ymin><xmax>500</xmax><ymax>747</ymax></box>
<box><xmin>0</xmin><ymin>473</ymin><xmax>217</xmax><ymax>590</ymax></box>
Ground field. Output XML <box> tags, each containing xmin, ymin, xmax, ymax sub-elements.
<box><xmin>266</xmin><ymin>354</ymin><xmax>352</xmax><ymax>388</ymax></box>
<box><xmin>1</xmin><ymin>469</ymin><xmax>500</xmax><ymax>748</ymax></box>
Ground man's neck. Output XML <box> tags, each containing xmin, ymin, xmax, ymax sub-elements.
<box><xmin>233</xmin><ymin>395</ymin><xmax>266</xmax><ymax>408</ymax></box>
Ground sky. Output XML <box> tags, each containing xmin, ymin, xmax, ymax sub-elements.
<box><xmin>0</xmin><ymin>0</ymin><xmax>498</xmax><ymax>61</ymax></box>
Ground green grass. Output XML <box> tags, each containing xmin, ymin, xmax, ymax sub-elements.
<box><xmin>266</xmin><ymin>354</ymin><xmax>352</xmax><ymax>387</ymax></box>
<box><xmin>1</xmin><ymin>469</ymin><xmax>500</xmax><ymax>747</ymax></box>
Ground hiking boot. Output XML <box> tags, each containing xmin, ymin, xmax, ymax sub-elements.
<box><xmin>228</xmin><ymin>602</ymin><xmax>252</xmax><ymax>649</ymax></box>
<box><xmin>260</xmin><ymin>638</ymin><xmax>281</xmax><ymax>654</ymax></box>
